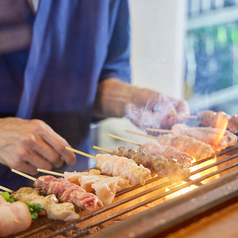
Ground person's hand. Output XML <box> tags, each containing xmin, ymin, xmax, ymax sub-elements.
<box><xmin>125</xmin><ymin>87</ymin><xmax>190</xmax><ymax>131</ymax></box>
<box><xmin>0</xmin><ymin>117</ymin><xmax>76</xmax><ymax>175</ymax></box>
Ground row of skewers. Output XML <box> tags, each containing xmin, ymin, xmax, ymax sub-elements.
<box><xmin>1</xmin><ymin>116</ymin><xmax>237</xmax><ymax>237</ymax></box>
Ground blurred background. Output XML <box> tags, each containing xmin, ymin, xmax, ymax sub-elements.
<box><xmin>92</xmin><ymin>0</ymin><xmax>238</xmax><ymax>165</ymax></box>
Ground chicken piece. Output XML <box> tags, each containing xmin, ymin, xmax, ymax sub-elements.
<box><xmin>172</xmin><ymin>124</ymin><xmax>237</xmax><ymax>151</ymax></box>
<box><xmin>80</xmin><ymin>174</ymin><xmax>110</xmax><ymax>192</ymax></box>
<box><xmin>11</xmin><ymin>187</ymin><xmax>79</xmax><ymax>221</ymax></box>
<box><xmin>113</xmin><ymin>147</ymin><xmax>190</xmax><ymax>183</ymax></box>
<box><xmin>0</xmin><ymin>197</ymin><xmax>31</xmax><ymax>237</ymax></box>
<box><xmin>198</xmin><ymin>110</ymin><xmax>238</xmax><ymax>133</ymax></box>
<box><xmin>139</xmin><ymin>142</ymin><xmax>193</xmax><ymax>168</ymax></box>
<box><xmin>65</xmin><ymin>172</ymin><xmax>129</xmax><ymax>206</ymax></box>
<box><xmin>96</xmin><ymin>154</ymin><xmax>151</xmax><ymax>185</ymax></box>
<box><xmin>47</xmin><ymin>202</ymin><xmax>79</xmax><ymax>221</ymax></box>
<box><xmin>64</xmin><ymin>169</ymin><xmax>101</xmax><ymax>185</ymax></box>
<box><xmin>91</xmin><ymin>176</ymin><xmax>129</xmax><ymax>205</ymax></box>
<box><xmin>157</xmin><ymin>133</ymin><xmax>214</xmax><ymax>160</ymax></box>
<box><xmin>228</xmin><ymin>114</ymin><xmax>238</xmax><ymax>133</ymax></box>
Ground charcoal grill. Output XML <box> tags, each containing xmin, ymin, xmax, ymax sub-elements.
<box><xmin>13</xmin><ymin>142</ymin><xmax>238</xmax><ymax>238</ymax></box>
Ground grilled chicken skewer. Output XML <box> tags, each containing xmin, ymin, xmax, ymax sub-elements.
<box><xmin>65</xmin><ymin>147</ymin><xmax>151</xmax><ymax>186</ymax></box>
<box><xmin>11</xmin><ymin>187</ymin><xmax>79</xmax><ymax>221</ymax></box>
<box><xmin>197</xmin><ymin>110</ymin><xmax>238</xmax><ymax>133</ymax></box>
<box><xmin>157</xmin><ymin>134</ymin><xmax>214</xmax><ymax>160</ymax></box>
<box><xmin>147</xmin><ymin>124</ymin><xmax>237</xmax><ymax>151</ymax></box>
<box><xmin>125</xmin><ymin>130</ymin><xmax>214</xmax><ymax>161</ymax></box>
<box><xmin>38</xmin><ymin>168</ymin><xmax>129</xmax><ymax>206</ymax></box>
<box><xmin>11</xmin><ymin>169</ymin><xmax>103</xmax><ymax>211</ymax></box>
<box><xmin>95</xmin><ymin>154</ymin><xmax>151</xmax><ymax>185</ymax></box>
<box><xmin>111</xmin><ymin>146</ymin><xmax>190</xmax><ymax>183</ymax></box>
<box><xmin>107</xmin><ymin>134</ymin><xmax>194</xmax><ymax>168</ymax></box>
<box><xmin>33</xmin><ymin>175</ymin><xmax>103</xmax><ymax>211</ymax></box>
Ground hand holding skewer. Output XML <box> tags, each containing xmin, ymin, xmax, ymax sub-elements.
<box><xmin>0</xmin><ymin>117</ymin><xmax>76</xmax><ymax>175</ymax></box>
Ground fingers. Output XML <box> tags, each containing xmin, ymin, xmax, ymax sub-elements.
<box><xmin>28</xmin><ymin>119</ymin><xmax>76</xmax><ymax>166</ymax></box>
<box><xmin>0</xmin><ymin>118</ymin><xmax>76</xmax><ymax>174</ymax></box>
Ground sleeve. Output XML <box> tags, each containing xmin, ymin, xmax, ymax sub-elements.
<box><xmin>99</xmin><ymin>0</ymin><xmax>131</xmax><ymax>84</ymax></box>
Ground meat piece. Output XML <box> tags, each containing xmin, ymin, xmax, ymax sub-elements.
<box><xmin>64</xmin><ymin>172</ymin><xmax>129</xmax><ymax>205</ymax></box>
<box><xmin>198</xmin><ymin>110</ymin><xmax>238</xmax><ymax>133</ymax></box>
<box><xmin>11</xmin><ymin>187</ymin><xmax>79</xmax><ymax>221</ymax></box>
<box><xmin>113</xmin><ymin>146</ymin><xmax>190</xmax><ymax>183</ymax></box>
<box><xmin>33</xmin><ymin>175</ymin><xmax>103</xmax><ymax>211</ymax></box>
<box><xmin>228</xmin><ymin>114</ymin><xmax>238</xmax><ymax>133</ymax></box>
<box><xmin>139</xmin><ymin>142</ymin><xmax>193</xmax><ymax>168</ymax></box>
<box><xmin>91</xmin><ymin>176</ymin><xmax>129</xmax><ymax>205</ymax></box>
<box><xmin>64</xmin><ymin>169</ymin><xmax>101</xmax><ymax>185</ymax></box>
<box><xmin>0</xmin><ymin>198</ymin><xmax>31</xmax><ymax>237</ymax></box>
<box><xmin>198</xmin><ymin>110</ymin><xmax>218</xmax><ymax>127</ymax></box>
<box><xmin>157</xmin><ymin>133</ymin><xmax>214</xmax><ymax>160</ymax></box>
<box><xmin>171</xmin><ymin>124</ymin><xmax>237</xmax><ymax>151</ymax></box>
<box><xmin>96</xmin><ymin>154</ymin><xmax>151</xmax><ymax>185</ymax></box>
<box><xmin>47</xmin><ymin>202</ymin><xmax>79</xmax><ymax>221</ymax></box>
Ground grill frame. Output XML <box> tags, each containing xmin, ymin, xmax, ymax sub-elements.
<box><xmin>15</xmin><ymin>144</ymin><xmax>238</xmax><ymax>238</ymax></box>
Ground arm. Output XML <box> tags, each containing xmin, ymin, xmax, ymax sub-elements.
<box><xmin>93</xmin><ymin>77</ymin><xmax>190</xmax><ymax>130</ymax></box>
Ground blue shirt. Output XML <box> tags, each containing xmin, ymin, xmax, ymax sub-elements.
<box><xmin>0</xmin><ymin>0</ymin><xmax>131</xmax><ymax>190</ymax></box>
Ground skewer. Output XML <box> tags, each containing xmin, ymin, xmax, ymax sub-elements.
<box><xmin>65</xmin><ymin>146</ymin><xmax>97</xmax><ymax>160</ymax></box>
<box><xmin>11</xmin><ymin>169</ymin><xmax>36</xmax><ymax>181</ymax></box>
<box><xmin>125</xmin><ymin>130</ymin><xmax>157</xmax><ymax>140</ymax></box>
<box><xmin>107</xmin><ymin>134</ymin><xmax>141</xmax><ymax>146</ymax></box>
<box><xmin>93</xmin><ymin>146</ymin><xmax>113</xmax><ymax>154</ymax></box>
<box><xmin>37</xmin><ymin>168</ymin><xmax>64</xmax><ymax>176</ymax></box>
<box><xmin>146</xmin><ymin>128</ymin><xmax>171</xmax><ymax>133</ymax></box>
<box><xmin>0</xmin><ymin>185</ymin><xmax>14</xmax><ymax>193</ymax></box>
<box><xmin>175</xmin><ymin>115</ymin><xmax>198</xmax><ymax>119</ymax></box>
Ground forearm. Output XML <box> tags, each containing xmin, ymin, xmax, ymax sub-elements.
<box><xmin>93</xmin><ymin>77</ymin><xmax>149</xmax><ymax>118</ymax></box>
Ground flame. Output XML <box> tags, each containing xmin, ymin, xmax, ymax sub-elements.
<box><xmin>166</xmin><ymin>155</ymin><xmax>219</xmax><ymax>200</ymax></box>
<box><xmin>213</xmin><ymin>111</ymin><xmax>229</xmax><ymax>147</ymax></box>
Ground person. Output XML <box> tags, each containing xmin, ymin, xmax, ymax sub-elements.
<box><xmin>0</xmin><ymin>0</ymin><xmax>189</xmax><ymax>190</ymax></box>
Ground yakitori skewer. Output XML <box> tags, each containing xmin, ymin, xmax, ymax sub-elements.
<box><xmin>146</xmin><ymin>124</ymin><xmax>237</xmax><ymax>151</ymax></box>
<box><xmin>10</xmin><ymin>185</ymin><xmax>79</xmax><ymax>221</ymax></box>
<box><xmin>93</xmin><ymin>145</ymin><xmax>190</xmax><ymax>183</ymax></box>
<box><xmin>125</xmin><ymin>129</ymin><xmax>214</xmax><ymax>161</ymax></box>
<box><xmin>37</xmin><ymin>168</ymin><xmax>129</xmax><ymax>206</ymax></box>
<box><xmin>65</xmin><ymin>146</ymin><xmax>151</xmax><ymax>185</ymax></box>
<box><xmin>11</xmin><ymin>169</ymin><xmax>103</xmax><ymax>211</ymax></box>
<box><xmin>107</xmin><ymin>134</ymin><xmax>193</xmax><ymax>168</ymax></box>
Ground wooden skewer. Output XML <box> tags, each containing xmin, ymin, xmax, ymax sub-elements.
<box><xmin>0</xmin><ymin>185</ymin><xmax>14</xmax><ymax>193</ymax></box>
<box><xmin>107</xmin><ymin>134</ymin><xmax>141</xmax><ymax>146</ymax></box>
<box><xmin>65</xmin><ymin>146</ymin><xmax>97</xmax><ymax>160</ymax></box>
<box><xmin>146</xmin><ymin>128</ymin><xmax>171</xmax><ymax>133</ymax></box>
<box><xmin>37</xmin><ymin>168</ymin><xmax>64</xmax><ymax>176</ymax></box>
<box><xmin>175</xmin><ymin>115</ymin><xmax>198</xmax><ymax>119</ymax></box>
<box><xmin>11</xmin><ymin>169</ymin><xmax>36</xmax><ymax>181</ymax></box>
<box><xmin>93</xmin><ymin>146</ymin><xmax>113</xmax><ymax>154</ymax></box>
<box><xmin>125</xmin><ymin>130</ymin><xmax>157</xmax><ymax>140</ymax></box>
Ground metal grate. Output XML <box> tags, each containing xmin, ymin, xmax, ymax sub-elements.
<box><xmin>15</xmin><ymin>143</ymin><xmax>238</xmax><ymax>238</ymax></box>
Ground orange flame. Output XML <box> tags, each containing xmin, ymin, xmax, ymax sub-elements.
<box><xmin>213</xmin><ymin>111</ymin><xmax>229</xmax><ymax>147</ymax></box>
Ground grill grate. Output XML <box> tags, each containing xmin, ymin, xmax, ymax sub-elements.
<box><xmin>15</xmin><ymin>144</ymin><xmax>238</xmax><ymax>238</ymax></box>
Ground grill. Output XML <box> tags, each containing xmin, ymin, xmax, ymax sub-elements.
<box><xmin>14</xmin><ymin>142</ymin><xmax>238</xmax><ymax>238</ymax></box>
